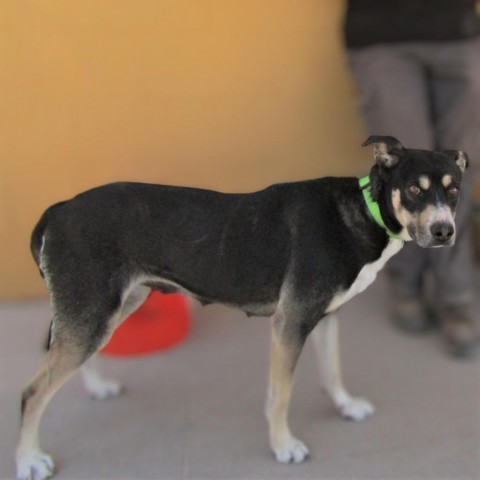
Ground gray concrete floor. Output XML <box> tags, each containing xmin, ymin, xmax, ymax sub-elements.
<box><xmin>1</xmin><ymin>271</ymin><xmax>479</xmax><ymax>479</ymax></box>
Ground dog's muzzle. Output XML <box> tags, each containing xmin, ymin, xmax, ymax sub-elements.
<box><xmin>407</xmin><ymin>204</ymin><xmax>457</xmax><ymax>248</ymax></box>
<box><xmin>408</xmin><ymin>221</ymin><xmax>456</xmax><ymax>248</ymax></box>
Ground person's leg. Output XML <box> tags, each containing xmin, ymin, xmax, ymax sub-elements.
<box><xmin>431</xmin><ymin>174</ymin><xmax>478</xmax><ymax>357</ymax></box>
<box><xmin>426</xmin><ymin>38</ymin><xmax>480</xmax><ymax>356</ymax></box>
<box><xmin>348</xmin><ymin>45</ymin><xmax>435</xmax><ymax>149</ymax></box>
<box><xmin>348</xmin><ymin>45</ymin><xmax>433</xmax><ymax>330</ymax></box>
<box><xmin>428</xmin><ymin>175</ymin><xmax>474</xmax><ymax>306</ymax></box>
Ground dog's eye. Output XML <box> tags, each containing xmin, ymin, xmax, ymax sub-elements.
<box><xmin>409</xmin><ymin>185</ymin><xmax>421</xmax><ymax>195</ymax></box>
<box><xmin>447</xmin><ymin>186</ymin><xmax>459</xmax><ymax>196</ymax></box>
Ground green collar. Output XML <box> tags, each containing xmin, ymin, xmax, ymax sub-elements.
<box><xmin>358</xmin><ymin>176</ymin><xmax>403</xmax><ymax>240</ymax></box>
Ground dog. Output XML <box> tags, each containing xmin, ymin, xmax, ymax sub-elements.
<box><xmin>16</xmin><ymin>136</ymin><xmax>468</xmax><ymax>480</ymax></box>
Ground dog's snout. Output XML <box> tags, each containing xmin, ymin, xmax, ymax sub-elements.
<box><xmin>430</xmin><ymin>222</ymin><xmax>454</xmax><ymax>242</ymax></box>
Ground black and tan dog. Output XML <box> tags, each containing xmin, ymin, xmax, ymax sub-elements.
<box><xmin>16</xmin><ymin>136</ymin><xmax>468</xmax><ymax>480</ymax></box>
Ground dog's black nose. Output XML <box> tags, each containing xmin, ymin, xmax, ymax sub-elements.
<box><xmin>430</xmin><ymin>222</ymin><xmax>454</xmax><ymax>242</ymax></box>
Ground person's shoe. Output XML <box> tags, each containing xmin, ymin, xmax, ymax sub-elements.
<box><xmin>438</xmin><ymin>304</ymin><xmax>479</xmax><ymax>359</ymax></box>
<box><xmin>390</xmin><ymin>296</ymin><xmax>434</xmax><ymax>333</ymax></box>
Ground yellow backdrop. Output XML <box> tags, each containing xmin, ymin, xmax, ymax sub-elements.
<box><xmin>0</xmin><ymin>0</ymin><xmax>372</xmax><ymax>299</ymax></box>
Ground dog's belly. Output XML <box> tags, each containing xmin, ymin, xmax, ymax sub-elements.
<box><xmin>139</xmin><ymin>276</ymin><xmax>278</xmax><ymax>317</ymax></box>
<box><xmin>326</xmin><ymin>239</ymin><xmax>403</xmax><ymax>314</ymax></box>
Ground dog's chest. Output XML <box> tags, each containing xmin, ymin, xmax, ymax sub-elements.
<box><xmin>326</xmin><ymin>239</ymin><xmax>403</xmax><ymax>314</ymax></box>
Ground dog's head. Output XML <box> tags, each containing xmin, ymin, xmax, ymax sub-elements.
<box><xmin>364</xmin><ymin>135</ymin><xmax>468</xmax><ymax>248</ymax></box>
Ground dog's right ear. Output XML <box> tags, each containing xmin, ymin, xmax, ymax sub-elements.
<box><xmin>442</xmin><ymin>150</ymin><xmax>469</xmax><ymax>174</ymax></box>
<box><xmin>362</xmin><ymin>135</ymin><xmax>404</xmax><ymax>168</ymax></box>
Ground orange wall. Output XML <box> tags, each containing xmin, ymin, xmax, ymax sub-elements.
<box><xmin>0</xmin><ymin>0</ymin><xmax>371</xmax><ymax>300</ymax></box>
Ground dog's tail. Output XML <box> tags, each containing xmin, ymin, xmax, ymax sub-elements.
<box><xmin>31</xmin><ymin>201</ymin><xmax>68</xmax><ymax>269</ymax></box>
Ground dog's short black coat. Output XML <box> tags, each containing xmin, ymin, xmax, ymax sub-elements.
<box><xmin>34</xmin><ymin>177</ymin><xmax>387</xmax><ymax>348</ymax></box>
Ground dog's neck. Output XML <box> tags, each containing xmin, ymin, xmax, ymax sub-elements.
<box><xmin>359</xmin><ymin>176</ymin><xmax>402</xmax><ymax>240</ymax></box>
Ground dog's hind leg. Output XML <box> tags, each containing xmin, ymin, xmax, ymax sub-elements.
<box><xmin>16</xmin><ymin>298</ymin><xmax>124</xmax><ymax>480</ymax></box>
<box><xmin>266</xmin><ymin>309</ymin><xmax>311</xmax><ymax>464</ymax></box>
<box><xmin>79</xmin><ymin>355</ymin><xmax>124</xmax><ymax>400</ymax></box>
<box><xmin>16</xmin><ymin>338</ymin><xmax>87</xmax><ymax>480</ymax></box>
<box><xmin>311</xmin><ymin>314</ymin><xmax>375</xmax><ymax>421</ymax></box>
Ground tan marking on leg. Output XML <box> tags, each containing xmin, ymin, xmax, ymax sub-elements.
<box><xmin>266</xmin><ymin>315</ymin><xmax>309</xmax><ymax>463</ymax></box>
<box><xmin>419</xmin><ymin>176</ymin><xmax>431</xmax><ymax>190</ymax></box>
<box><xmin>442</xmin><ymin>174</ymin><xmax>453</xmax><ymax>188</ymax></box>
<box><xmin>267</xmin><ymin>323</ymin><xmax>295</xmax><ymax>443</ymax></box>
<box><xmin>16</xmin><ymin>309</ymin><xmax>122</xmax><ymax>479</ymax></box>
<box><xmin>16</xmin><ymin>343</ymin><xmax>83</xmax><ymax>479</ymax></box>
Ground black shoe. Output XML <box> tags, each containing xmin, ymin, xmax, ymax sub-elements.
<box><xmin>438</xmin><ymin>304</ymin><xmax>479</xmax><ymax>359</ymax></box>
<box><xmin>390</xmin><ymin>296</ymin><xmax>434</xmax><ymax>333</ymax></box>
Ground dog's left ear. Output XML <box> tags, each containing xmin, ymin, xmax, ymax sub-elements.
<box><xmin>442</xmin><ymin>150</ymin><xmax>469</xmax><ymax>174</ymax></box>
<box><xmin>363</xmin><ymin>135</ymin><xmax>404</xmax><ymax>168</ymax></box>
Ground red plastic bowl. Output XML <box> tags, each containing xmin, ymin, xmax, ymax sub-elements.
<box><xmin>101</xmin><ymin>292</ymin><xmax>190</xmax><ymax>356</ymax></box>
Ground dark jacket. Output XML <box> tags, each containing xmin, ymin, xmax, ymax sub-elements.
<box><xmin>345</xmin><ymin>0</ymin><xmax>480</xmax><ymax>48</ymax></box>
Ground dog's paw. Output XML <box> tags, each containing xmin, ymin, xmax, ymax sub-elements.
<box><xmin>86</xmin><ymin>379</ymin><xmax>124</xmax><ymax>400</ymax></box>
<box><xmin>16</xmin><ymin>450</ymin><xmax>54</xmax><ymax>480</ymax></box>
<box><xmin>273</xmin><ymin>437</ymin><xmax>310</xmax><ymax>464</ymax></box>
<box><xmin>339</xmin><ymin>397</ymin><xmax>375</xmax><ymax>421</ymax></box>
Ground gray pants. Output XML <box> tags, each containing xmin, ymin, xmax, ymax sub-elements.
<box><xmin>348</xmin><ymin>39</ymin><xmax>480</xmax><ymax>306</ymax></box>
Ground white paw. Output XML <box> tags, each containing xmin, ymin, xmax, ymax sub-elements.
<box><xmin>273</xmin><ymin>437</ymin><xmax>310</xmax><ymax>464</ymax></box>
<box><xmin>339</xmin><ymin>397</ymin><xmax>375</xmax><ymax>421</ymax></box>
<box><xmin>86</xmin><ymin>379</ymin><xmax>124</xmax><ymax>400</ymax></box>
<box><xmin>16</xmin><ymin>450</ymin><xmax>54</xmax><ymax>480</ymax></box>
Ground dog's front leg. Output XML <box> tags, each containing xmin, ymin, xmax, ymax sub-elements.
<box><xmin>266</xmin><ymin>311</ymin><xmax>310</xmax><ymax>463</ymax></box>
<box><xmin>311</xmin><ymin>314</ymin><xmax>374</xmax><ymax>421</ymax></box>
